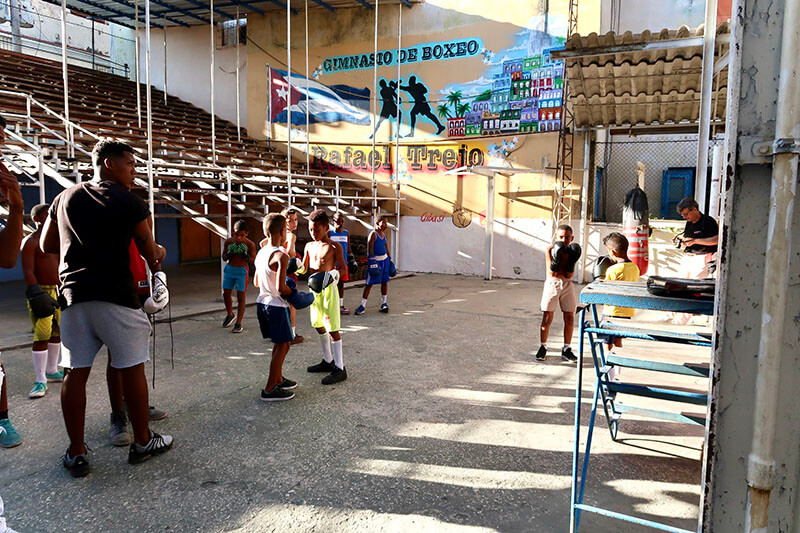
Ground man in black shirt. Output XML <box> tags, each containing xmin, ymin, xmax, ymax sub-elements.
<box><xmin>677</xmin><ymin>196</ymin><xmax>719</xmax><ymax>255</ymax></box>
<box><xmin>40</xmin><ymin>140</ymin><xmax>173</xmax><ymax>477</ymax></box>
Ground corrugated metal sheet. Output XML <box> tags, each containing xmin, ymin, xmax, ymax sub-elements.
<box><xmin>562</xmin><ymin>23</ymin><xmax>730</xmax><ymax>128</ymax></box>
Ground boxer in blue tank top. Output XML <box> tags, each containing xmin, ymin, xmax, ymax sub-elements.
<box><xmin>355</xmin><ymin>215</ymin><xmax>393</xmax><ymax>315</ymax></box>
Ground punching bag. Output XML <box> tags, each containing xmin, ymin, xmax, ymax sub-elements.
<box><xmin>622</xmin><ymin>163</ymin><xmax>650</xmax><ymax>276</ymax></box>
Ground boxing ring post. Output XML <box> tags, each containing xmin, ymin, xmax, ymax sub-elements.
<box><xmin>695</xmin><ymin>0</ymin><xmax>717</xmax><ymax>203</ymax></box>
<box><xmin>59</xmin><ymin>0</ymin><xmax>71</xmax><ymax>158</ymax></box>
<box><xmin>370</xmin><ymin>0</ymin><xmax>379</xmax><ymax>224</ymax></box>
<box><xmin>209</xmin><ymin>0</ymin><xmax>216</xmax><ymax>165</ymax></box>
<box><xmin>163</xmin><ymin>14</ymin><xmax>167</xmax><ymax>106</ymax></box>
<box><xmin>578</xmin><ymin>134</ymin><xmax>590</xmax><ymax>284</ymax></box>
<box><xmin>235</xmin><ymin>6</ymin><xmax>241</xmax><ymax>143</ymax></box>
<box><xmin>135</xmin><ymin>0</ymin><xmax>141</xmax><ymax>128</ymax></box>
<box><xmin>304</xmin><ymin>0</ymin><xmax>310</xmax><ymax>173</ymax></box>
<box><xmin>393</xmin><ymin>1</ymin><xmax>402</xmax><ymax>265</ymax></box>
<box><xmin>286</xmin><ymin>0</ymin><xmax>293</xmax><ymax>206</ymax></box>
<box><xmin>144</xmin><ymin>0</ymin><xmax>155</xmax><ymax>235</ymax></box>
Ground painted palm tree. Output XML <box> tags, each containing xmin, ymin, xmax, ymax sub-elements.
<box><xmin>436</xmin><ymin>104</ymin><xmax>452</xmax><ymax>119</ymax></box>
<box><xmin>446</xmin><ymin>90</ymin><xmax>463</xmax><ymax>113</ymax></box>
<box><xmin>456</xmin><ymin>102</ymin><xmax>471</xmax><ymax>117</ymax></box>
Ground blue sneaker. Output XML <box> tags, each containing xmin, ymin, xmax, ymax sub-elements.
<box><xmin>46</xmin><ymin>370</ymin><xmax>65</xmax><ymax>382</ymax></box>
<box><xmin>28</xmin><ymin>381</ymin><xmax>47</xmax><ymax>399</ymax></box>
<box><xmin>0</xmin><ymin>418</ymin><xmax>22</xmax><ymax>448</ymax></box>
<box><xmin>354</xmin><ymin>305</ymin><xmax>366</xmax><ymax>315</ymax></box>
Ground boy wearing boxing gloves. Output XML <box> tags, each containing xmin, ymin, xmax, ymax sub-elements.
<box><xmin>536</xmin><ymin>225</ymin><xmax>581</xmax><ymax>363</ymax></box>
<box><xmin>40</xmin><ymin>140</ymin><xmax>172</xmax><ymax>477</ymax></box>
<box><xmin>355</xmin><ymin>215</ymin><xmax>394</xmax><ymax>315</ymax></box>
<box><xmin>21</xmin><ymin>204</ymin><xmax>64</xmax><ymax>399</ymax></box>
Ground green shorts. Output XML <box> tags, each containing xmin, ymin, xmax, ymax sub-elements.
<box><xmin>28</xmin><ymin>284</ymin><xmax>60</xmax><ymax>342</ymax></box>
<box><xmin>310</xmin><ymin>283</ymin><xmax>340</xmax><ymax>333</ymax></box>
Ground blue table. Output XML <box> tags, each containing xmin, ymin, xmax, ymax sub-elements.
<box><xmin>570</xmin><ymin>281</ymin><xmax>714</xmax><ymax>533</ymax></box>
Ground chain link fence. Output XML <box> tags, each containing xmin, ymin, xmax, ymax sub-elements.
<box><xmin>592</xmin><ymin>133</ymin><xmax>723</xmax><ymax>223</ymax></box>
<box><xmin>0</xmin><ymin>0</ymin><xmax>135</xmax><ymax>79</ymax></box>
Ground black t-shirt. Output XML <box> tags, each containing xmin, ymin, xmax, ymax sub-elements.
<box><xmin>50</xmin><ymin>180</ymin><xmax>150</xmax><ymax>309</ymax></box>
<box><xmin>683</xmin><ymin>213</ymin><xmax>719</xmax><ymax>254</ymax></box>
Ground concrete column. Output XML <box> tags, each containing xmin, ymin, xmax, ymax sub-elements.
<box><xmin>706</xmin><ymin>0</ymin><xmax>800</xmax><ymax>530</ymax></box>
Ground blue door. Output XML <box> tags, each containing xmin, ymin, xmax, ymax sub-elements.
<box><xmin>661</xmin><ymin>168</ymin><xmax>696</xmax><ymax>219</ymax></box>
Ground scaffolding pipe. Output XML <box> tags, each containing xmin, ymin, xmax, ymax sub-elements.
<box><xmin>163</xmin><ymin>14</ymin><xmax>167</xmax><ymax>106</ymax></box>
<box><xmin>235</xmin><ymin>6</ymin><xmax>241</xmax><ymax>143</ymax></box>
<box><xmin>370</xmin><ymin>0</ymin><xmax>379</xmax><ymax>224</ymax></box>
<box><xmin>135</xmin><ymin>0</ymin><xmax>141</xmax><ymax>128</ymax></box>
<box><xmin>286</xmin><ymin>0</ymin><xmax>293</xmax><ymax>206</ymax></box>
<box><xmin>145</xmin><ymin>0</ymin><xmax>155</xmax><ymax>236</ymax></box>
<box><xmin>394</xmin><ymin>2</ymin><xmax>401</xmax><ymax>265</ymax></box>
<box><xmin>578</xmin><ymin>134</ymin><xmax>590</xmax><ymax>284</ymax></box>
<box><xmin>305</xmin><ymin>0</ymin><xmax>310</xmax><ymax>173</ymax></box>
<box><xmin>709</xmin><ymin>143</ymin><xmax>723</xmax><ymax>218</ymax></box>
<box><xmin>38</xmin><ymin>152</ymin><xmax>45</xmax><ymax>204</ymax></box>
<box><xmin>210</xmin><ymin>0</ymin><xmax>217</xmax><ymax>165</ymax></box>
<box><xmin>695</xmin><ymin>0</ymin><xmax>717</xmax><ymax>196</ymax></box>
<box><xmin>60</xmin><ymin>0</ymin><xmax>71</xmax><ymax>158</ymax></box>
<box><xmin>485</xmin><ymin>173</ymin><xmax>495</xmax><ymax>280</ymax></box>
<box><xmin>266</xmin><ymin>63</ymin><xmax>272</xmax><ymax>142</ymax></box>
<box><xmin>745</xmin><ymin>0</ymin><xmax>800</xmax><ymax>528</ymax></box>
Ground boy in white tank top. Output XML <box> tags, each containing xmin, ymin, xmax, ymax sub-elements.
<box><xmin>253</xmin><ymin>214</ymin><xmax>297</xmax><ymax>401</ymax></box>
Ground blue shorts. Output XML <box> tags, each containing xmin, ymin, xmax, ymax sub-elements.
<box><xmin>257</xmin><ymin>304</ymin><xmax>294</xmax><ymax>344</ymax></box>
<box><xmin>223</xmin><ymin>264</ymin><xmax>248</xmax><ymax>292</ymax></box>
<box><xmin>366</xmin><ymin>257</ymin><xmax>391</xmax><ymax>285</ymax></box>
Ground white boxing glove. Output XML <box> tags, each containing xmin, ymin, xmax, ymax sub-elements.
<box><xmin>143</xmin><ymin>271</ymin><xmax>169</xmax><ymax>314</ymax></box>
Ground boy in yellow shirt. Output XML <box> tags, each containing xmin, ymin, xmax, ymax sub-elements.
<box><xmin>600</xmin><ymin>232</ymin><xmax>640</xmax><ymax>351</ymax></box>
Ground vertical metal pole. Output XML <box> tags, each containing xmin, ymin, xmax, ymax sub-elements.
<box><xmin>226</xmin><ymin>168</ymin><xmax>233</xmax><ymax>235</ymax></box>
<box><xmin>145</xmin><ymin>0</ymin><xmax>155</xmax><ymax>236</ymax></box>
<box><xmin>578</xmin><ymin>134</ymin><xmax>590</xmax><ymax>284</ymax></box>
<box><xmin>695</xmin><ymin>0</ymin><xmax>717</xmax><ymax>196</ymax></box>
<box><xmin>135</xmin><ymin>0</ymin><xmax>141</xmax><ymax>128</ymax></box>
<box><xmin>286</xmin><ymin>1</ymin><xmax>293</xmax><ymax>206</ymax></box>
<box><xmin>60</xmin><ymin>0</ymin><xmax>71</xmax><ymax>158</ymax></box>
<box><xmin>210</xmin><ymin>0</ymin><xmax>217</xmax><ymax>165</ymax></box>
<box><xmin>235</xmin><ymin>7</ymin><xmax>241</xmax><ymax>143</ymax></box>
<box><xmin>335</xmin><ymin>175</ymin><xmax>340</xmax><ymax>214</ymax></box>
<box><xmin>38</xmin><ymin>152</ymin><xmax>45</xmax><ymax>204</ymax></box>
<box><xmin>91</xmin><ymin>17</ymin><xmax>96</xmax><ymax>69</ymax></box>
<box><xmin>485</xmin><ymin>174</ymin><xmax>495</xmax><ymax>280</ymax></box>
<box><xmin>9</xmin><ymin>0</ymin><xmax>22</xmax><ymax>53</ymax></box>
<box><xmin>304</xmin><ymin>0</ymin><xmax>310</xmax><ymax>173</ymax></box>
<box><xmin>370</xmin><ymin>0</ymin><xmax>379</xmax><ymax>224</ymax></box>
<box><xmin>709</xmin><ymin>143</ymin><xmax>723</xmax><ymax>218</ymax></box>
<box><xmin>394</xmin><ymin>2</ymin><xmax>401</xmax><ymax>264</ymax></box>
<box><xmin>266</xmin><ymin>64</ymin><xmax>272</xmax><ymax>142</ymax></box>
<box><xmin>163</xmin><ymin>14</ymin><xmax>168</xmax><ymax>106</ymax></box>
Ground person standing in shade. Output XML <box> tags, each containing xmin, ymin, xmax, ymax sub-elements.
<box><xmin>329</xmin><ymin>213</ymin><xmax>352</xmax><ymax>315</ymax></box>
<box><xmin>221</xmin><ymin>219</ymin><xmax>257</xmax><ymax>334</ymax></box>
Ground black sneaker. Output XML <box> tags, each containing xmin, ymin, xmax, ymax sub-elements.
<box><xmin>128</xmin><ymin>431</ymin><xmax>174</xmax><ymax>465</ymax></box>
<box><xmin>278</xmin><ymin>377</ymin><xmax>297</xmax><ymax>390</ymax></box>
<box><xmin>222</xmin><ymin>315</ymin><xmax>235</xmax><ymax>328</ymax></box>
<box><xmin>307</xmin><ymin>359</ymin><xmax>335</xmax><ymax>373</ymax></box>
<box><xmin>321</xmin><ymin>366</ymin><xmax>348</xmax><ymax>385</ymax></box>
<box><xmin>535</xmin><ymin>345</ymin><xmax>547</xmax><ymax>361</ymax></box>
<box><xmin>261</xmin><ymin>386</ymin><xmax>295</xmax><ymax>402</ymax></box>
<box><xmin>561</xmin><ymin>346</ymin><xmax>578</xmax><ymax>363</ymax></box>
<box><xmin>379</xmin><ymin>303</ymin><xmax>389</xmax><ymax>313</ymax></box>
<box><xmin>149</xmin><ymin>405</ymin><xmax>168</xmax><ymax>421</ymax></box>
<box><xmin>232</xmin><ymin>323</ymin><xmax>244</xmax><ymax>334</ymax></box>
<box><xmin>62</xmin><ymin>447</ymin><xmax>90</xmax><ymax>478</ymax></box>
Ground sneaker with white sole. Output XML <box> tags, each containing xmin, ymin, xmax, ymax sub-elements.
<box><xmin>62</xmin><ymin>447</ymin><xmax>90</xmax><ymax>478</ymax></box>
<box><xmin>128</xmin><ymin>431</ymin><xmax>174</xmax><ymax>464</ymax></box>
<box><xmin>321</xmin><ymin>366</ymin><xmax>347</xmax><ymax>385</ymax></box>
<box><xmin>278</xmin><ymin>377</ymin><xmax>297</xmax><ymax>390</ymax></box>
<box><xmin>109</xmin><ymin>411</ymin><xmax>133</xmax><ymax>446</ymax></box>
<box><xmin>232</xmin><ymin>323</ymin><xmax>244</xmax><ymax>334</ymax></box>
<box><xmin>0</xmin><ymin>419</ymin><xmax>22</xmax><ymax>448</ymax></box>
<box><xmin>28</xmin><ymin>382</ymin><xmax>47</xmax><ymax>399</ymax></box>
<box><xmin>354</xmin><ymin>305</ymin><xmax>366</xmax><ymax>315</ymax></box>
<box><xmin>379</xmin><ymin>303</ymin><xmax>389</xmax><ymax>313</ymax></box>
<box><xmin>149</xmin><ymin>406</ymin><xmax>168</xmax><ymax>421</ymax></box>
<box><xmin>261</xmin><ymin>386</ymin><xmax>295</xmax><ymax>402</ymax></box>
<box><xmin>221</xmin><ymin>315</ymin><xmax>235</xmax><ymax>328</ymax></box>
<box><xmin>46</xmin><ymin>370</ymin><xmax>65</xmax><ymax>382</ymax></box>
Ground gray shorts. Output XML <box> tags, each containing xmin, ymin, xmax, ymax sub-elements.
<box><xmin>60</xmin><ymin>301</ymin><xmax>151</xmax><ymax>369</ymax></box>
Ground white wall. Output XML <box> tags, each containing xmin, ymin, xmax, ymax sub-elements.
<box><xmin>138</xmin><ymin>24</ymin><xmax>246</xmax><ymax>127</ymax></box>
<box><xmin>399</xmin><ymin>215</ymin><xmax>688</xmax><ymax>281</ymax></box>
<box><xmin>601</xmin><ymin>0</ymin><xmax>705</xmax><ymax>33</ymax></box>
<box><xmin>399</xmin><ymin>215</ymin><xmax>553</xmax><ymax>281</ymax></box>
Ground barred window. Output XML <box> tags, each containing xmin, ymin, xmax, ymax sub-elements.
<box><xmin>221</xmin><ymin>18</ymin><xmax>246</xmax><ymax>47</ymax></box>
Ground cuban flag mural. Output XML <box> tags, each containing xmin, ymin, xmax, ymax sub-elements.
<box><xmin>270</xmin><ymin>68</ymin><xmax>371</xmax><ymax>126</ymax></box>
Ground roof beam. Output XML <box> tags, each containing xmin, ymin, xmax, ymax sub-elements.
<box><xmin>399</xmin><ymin>0</ymin><xmax>412</xmax><ymax>7</ymax></box>
<box><xmin>149</xmin><ymin>0</ymin><xmax>211</xmax><ymax>23</ymax></box>
<box><xmin>265</xmin><ymin>0</ymin><xmax>298</xmax><ymax>14</ymax></box>
<box><xmin>108</xmin><ymin>0</ymin><xmax>190</xmax><ymax>26</ymax></box>
<box><xmin>236</xmin><ymin>1</ymin><xmax>264</xmax><ymax>15</ymax></box>
<box><xmin>309</xmin><ymin>0</ymin><xmax>335</xmax><ymax>12</ymax></box>
<box><xmin>181</xmin><ymin>0</ymin><xmax>236</xmax><ymax>19</ymax></box>
<box><xmin>353</xmin><ymin>0</ymin><xmax>373</xmax><ymax>9</ymax></box>
<box><xmin>71</xmin><ymin>0</ymin><xmax>173</xmax><ymax>27</ymax></box>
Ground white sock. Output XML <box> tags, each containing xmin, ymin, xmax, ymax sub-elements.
<box><xmin>381</xmin><ymin>295</ymin><xmax>387</xmax><ymax>305</ymax></box>
<box><xmin>361</xmin><ymin>298</ymin><xmax>368</xmax><ymax>308</ymax></box>
<box><xmin>31</xmin><ymin>350</ymin><xmax>47</xmax><ymax>383</ymax></box>
<box><xmin>563</xmin><ymin>344</ymin><xmax>571</xmax><ymax>351</ymax></box>
<box><xmin>340</xmin><ymin>297</ymin><xmax>344</xmax><ymax>306</ymax></box>
<box><xmin>46</xmin><ymin>343</ymin><xmax>60</xmax><ymax>374</ymax></box>
<box><xmin>319</xmin><ymin>333</ymin><xmax>333</xmax><ymax>363</ymax></box>
<box><xmin>331</xmin><ymin>339</ymin><xmax>344</xmax><ymax>369</ymax></box>
<box><xmin>292</xmin><ymin>326</ymin><xmax>296</xmax><ymax>335</ymax></box>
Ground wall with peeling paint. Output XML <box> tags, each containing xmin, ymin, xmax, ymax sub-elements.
<box><xmin>707</xmin><ymin>0</ymin><xmax>800</xmax><ymax>529</ymax></box>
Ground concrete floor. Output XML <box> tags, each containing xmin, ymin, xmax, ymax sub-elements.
<box><xmin>0</xmin><ymin>271</ymin><xmax>710</xmax><ymax>532</ymax></box>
